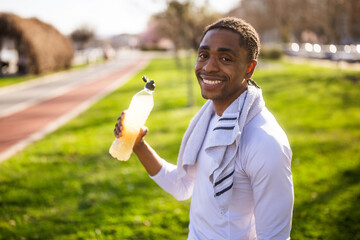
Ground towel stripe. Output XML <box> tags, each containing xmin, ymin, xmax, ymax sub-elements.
<box><xmin>214</xmin><ymin>169</ymin><xmax>235</xmax><ymax>187</ymax></box>
<box><xmin>219</xmin><ymin>117</ymin><xmax>237</xmax><ymax>121</ymax></box>
<box><xmin>215</xmin><ymin>183</ymin><xmax>234</xmax><ymax>197</ymax></box>
<box><xmin>213</xmin><ymin>126</ymin><xmax>235</xmax><ymax>131</ymax></box>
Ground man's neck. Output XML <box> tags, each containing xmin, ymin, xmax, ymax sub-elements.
<box><xmin>213</xmin><ymin>88</ymin><xmax>247</xmax><ymax>116</ymax></box>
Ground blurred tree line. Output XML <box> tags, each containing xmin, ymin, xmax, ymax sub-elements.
<box><xmin>150</xmin><ymin>0</ymin><xmax>359</xmax><ymax>48</ymax></box>
<box><xmin>68</xmin><ymin>0</ymin><xmax>359</xmax><ymax>106</ymax></box>
<box><xmin>230</xmin><ymin>0</ymin><xmax>360</xmax><ymax>44</ymax></box>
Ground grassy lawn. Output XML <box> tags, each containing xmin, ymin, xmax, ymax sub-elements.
<box><xmin>255</xmin><ymin>61</ymin><xmax>360</xmax><ymax>239</ymax></box>
<box><xmin>0</xmin><ymin>57</ymin><xmax>359</xmax><ymax>239</ymax></box>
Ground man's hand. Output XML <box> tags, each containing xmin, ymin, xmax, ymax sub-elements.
<box><xmin>114</xmin><ymin>111</ymin><xmax>162</xmax><ymax>176</ymax></box>
<box><xmin>113</xmin><ymin>111</ymin><xmax>148</xmax><ymax>147</ymax></box>
<box><xmin>113</xmin><ymin>111</ymin><xmax>161</xmax><ymax>176</ymax></box>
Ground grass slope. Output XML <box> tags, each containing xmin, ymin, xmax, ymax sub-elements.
<box><xmin>0</xmin><ymin>58</ymin><xmax>359</xmax><ymax>239</ymax></box>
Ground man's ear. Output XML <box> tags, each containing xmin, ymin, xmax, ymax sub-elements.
<box><xmin>246</xmin><ymin>60</ymin><xmax>257</xmax><ymax>78</ymax></box>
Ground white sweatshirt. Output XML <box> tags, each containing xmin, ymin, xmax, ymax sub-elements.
<box><xmin>151</xmin><ymin>106</ymin><xmax>293</xmax><ymax>240</ymax></box>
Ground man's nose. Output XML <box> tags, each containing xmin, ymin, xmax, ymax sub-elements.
<box><xmin>203</xmin><ymin>57</ymin><xmax>219</xmax><ymax>72</ymax></box>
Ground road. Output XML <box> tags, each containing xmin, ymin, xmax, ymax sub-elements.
<box><xmin>0</xmin><ymin>50</ymin><xmax>154</xmax><ymax>162</ymax></box>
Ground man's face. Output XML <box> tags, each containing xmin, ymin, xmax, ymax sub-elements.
<box><xmin>195</xmin><ymin>29</ymin><xmax>254</xmax><ymax>113</ymax></box>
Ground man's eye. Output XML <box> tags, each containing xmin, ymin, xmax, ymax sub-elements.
<box><xmin>198</xmin><ymin>53</ymin><xmax>208</xmax><ymax>59</ymax></box>
<box><xmin>220</xmin><ymin>57</ymin><xmax>232</xmax><ymax>62</ymax></box>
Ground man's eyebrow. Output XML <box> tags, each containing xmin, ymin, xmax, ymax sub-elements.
<box><xmin>198</xmin><ymin>45</ymin><xmax>210</xmax><ymax>51</ymax></box>
<box><xmin>217</xmin><ymin>47</ymin><xmax>237</xmax><ymax>56</ymax></box>
<box><xmin>198</xmin><ymin>45</ymin><xmax>237</xmax><ymax>56</ymax></box>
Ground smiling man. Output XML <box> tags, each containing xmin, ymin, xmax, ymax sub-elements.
<box><xmin>195</xmin><ymin>27</ymin><xmax>257</xmax><ymax>116</ymax></box>
<box><xmin>114</xmin><ymin>17</ymin><xmax>294</xmax><ymax>239</ymax></box>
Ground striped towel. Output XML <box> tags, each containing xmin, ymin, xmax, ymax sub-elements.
<box><xmin>177</xmin><ymin>85</ymin><xmax>265</xmax><ymax>214</ymax></box>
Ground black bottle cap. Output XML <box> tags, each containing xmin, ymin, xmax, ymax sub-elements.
<box><xmin>142</xmin><ymin>75</ymin><xmax>155</xmax><ymax>91</ymax></box>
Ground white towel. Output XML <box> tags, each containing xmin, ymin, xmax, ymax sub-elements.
<box><xmin>177</xmin><ymin>85</ymin><xmax>265</xmax><ymax>214</ymax></box>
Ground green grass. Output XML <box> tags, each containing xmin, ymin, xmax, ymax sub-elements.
<box><xmin>0</xmin><ymin>57</ymin><xmax>359</xmax><ymax>239</ymax></box>
<box><xmin>0</xmin><ymin>75</ymin><xmax>38</xmax><ymax>88</ymax></box>
<box><xmin>255</xmin><ymin>61</ymin><xmax>360</xmax><ymax>239</ymax></box>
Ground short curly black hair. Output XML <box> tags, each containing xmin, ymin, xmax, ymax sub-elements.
<box><xmin>201</xmin><ymin>17</ymin><xmax>261</xmax><ymax>62</ymax></box>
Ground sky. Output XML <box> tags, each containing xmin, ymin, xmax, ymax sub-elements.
<box><xmin>0</xmin><ymin>0</ymin><xmax>239</xmax><ymax>37</ymax></box>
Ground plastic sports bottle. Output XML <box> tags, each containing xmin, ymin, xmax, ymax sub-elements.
<box><xmin>109</xmin><ymin>76</ymin><xmax>155</xmax><ymax>161</ymax></box>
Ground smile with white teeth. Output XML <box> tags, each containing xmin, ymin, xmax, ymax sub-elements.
<box><xmin>203</xmin><ymin>79</ymin><xmax>222</xmax><ymax>85</ymax></box>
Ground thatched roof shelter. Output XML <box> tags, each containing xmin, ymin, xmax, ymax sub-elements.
<box><xmin>0</xmin><ymin>13</ymin><xmax>73</xmax><ymax>74</ymax></box>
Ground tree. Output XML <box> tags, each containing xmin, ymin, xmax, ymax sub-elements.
<box><xmin>152</xmin><ymin>0</ymin><xmax>221</xmax><ymax>107</ymax></box>
<box><xmin>152</xmin><ymin>0</ymin><xmax>220</xmax><ymax>54</ymax></box>
<box><xmin>70</xmin><ymin>25</ymin><xmax>95</xmax><ymax>50</ymax></box>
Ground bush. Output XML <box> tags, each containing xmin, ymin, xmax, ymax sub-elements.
<box><xmin>260</xmin><ymin>47</ymin><xmax>283</xmax><ymax>59</ymax></box>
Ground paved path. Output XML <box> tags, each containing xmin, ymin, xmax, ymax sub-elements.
<box><xmin>0</xmin><ymin>50</ymin><xmax>153</xmax><ymax>162</ymax></box>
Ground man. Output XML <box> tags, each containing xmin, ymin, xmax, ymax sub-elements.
<box><xmin>114</xmin><ymin>17</ymin><xmax>294</xmax><ymax>239</ymax></box>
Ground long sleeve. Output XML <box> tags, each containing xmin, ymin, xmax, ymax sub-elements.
<box><xmin>150</xmin><ymin>159</ymin><xmax>196</xmax><ymax>201</ymax></box>
<box><xmin>244</xmin><ymin>127</ymin><xmax>294</xmax><ymax>240</ymax></box>
<box><xmin>238</xmin><ymin>108</ymin><xmax>294</xmax><ymax>240</ymax></box>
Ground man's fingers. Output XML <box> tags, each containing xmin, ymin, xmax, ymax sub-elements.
<box><xmin>114</xmin><ymin>123</ymin><xmax>120</xmax><ymax>138</ymax></box>
<box><xmin>139</xmin><ymin>127</ymin><xmax>148</xmax><ymax>138</ymax></box>
<box><xmin>114</xmin><ymin>111</ymin><xmax>126</xmax><ymax>138</ymax></box>
<box><xmin>114</xmin><ymin>111</ymin><xmax>147</xmax><ymax>140</ymax></box>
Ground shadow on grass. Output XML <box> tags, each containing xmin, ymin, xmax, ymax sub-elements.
<box><xmin>292</xmin><ymin>163</ymin><xmax>360</xmax><ymax>239</ymax></box>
